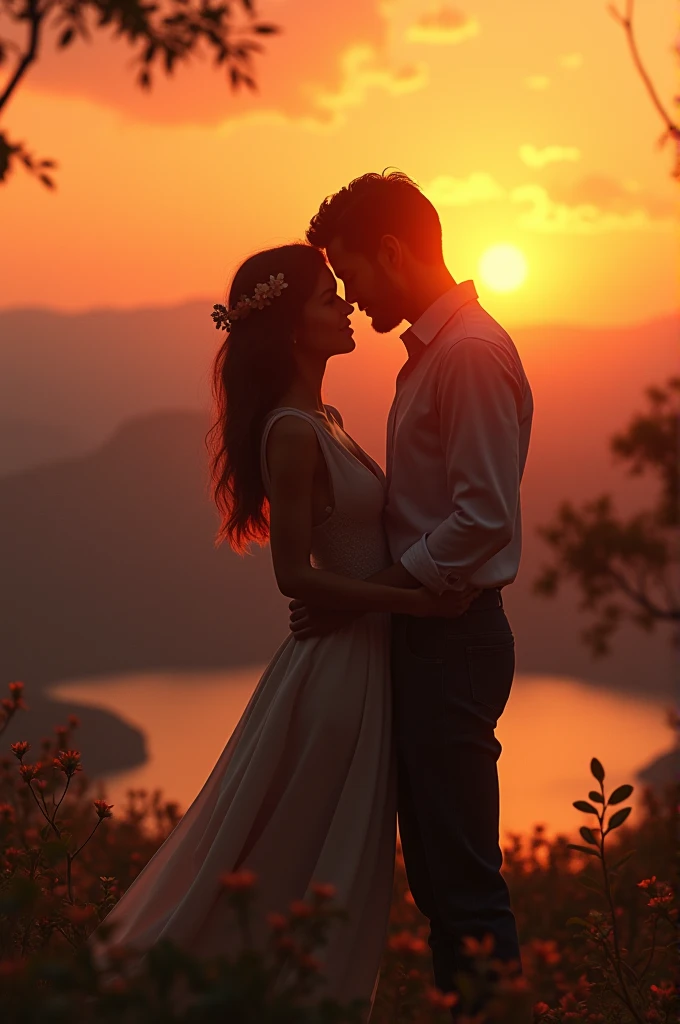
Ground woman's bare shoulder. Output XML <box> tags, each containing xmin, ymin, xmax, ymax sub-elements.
<box><xmin>265</xmin><ymin>412</ymin><xmax>320</xmax><ymax>469</ymax></box>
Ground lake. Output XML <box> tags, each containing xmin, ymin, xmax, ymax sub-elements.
<box><xmin>48</xmin><ymin>670</ymin><xmax>670</xmax><ymax>839</ymax></box>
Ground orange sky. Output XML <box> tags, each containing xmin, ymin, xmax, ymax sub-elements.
<box><xmin>0</xmin><ymin>0</ymin><xmax>677</xmax><ymax>324</ymax></box>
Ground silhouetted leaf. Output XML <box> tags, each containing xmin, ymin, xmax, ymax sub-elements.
<box><xmin>568</xmin><ymin>843</ymin><xmax>600</xmax><ymax>858</ymax></box>
<box><xmin>588</xmin><ymin>790</ymin><xmax>605</xmax><ymax>804</ymax></box>
<box><xmin>573</xmin><ymin>800</ymin><xmax>599</xmax><ymax>815</ymax></box>
<box><xmin>608</xmin><ymin>784</ymin><xmax>634</xmax><ymax>805</ymax></box>
<box><xmin>39</xmin><ymin>173</ymin><xmax>55</xmax><ymax>189</ymax></box>
<box><xmin>590</xmin><ymin>758</ymin><xmax>605</xmax><ymax>783</ymax></box>
<box><xmin>59</xmin><ymin>28</ymin><xmax>75</xmax><ymax>47</ymax></box>
<box><xmin>606</xmin><ymin>806</ymin><xmax>632</xmax><ymax>832</ymax></box>
<box><xmin>577</xmin><ymin>875</ymin><xmax>605</xmax><ymax>895</ymax></box>
<box><xmin>610</xmin><ymin>849</ymin><xmax>635</xmax><ymax>872</ymax></box>
<box><xmin>254</xmin><ymin>23</ymin><xmax>278</xmax><ymax>33</ymax></box>
<box><xmin>579</xmin><ymin>826</ymin><xmax>598</xmax><ymax>845</ymax></box>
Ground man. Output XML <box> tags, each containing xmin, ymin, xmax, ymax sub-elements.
<box><xmin>294</xmin><ymin>170</ymin><xmax>533</xmax><ymax>1008</ymax></box>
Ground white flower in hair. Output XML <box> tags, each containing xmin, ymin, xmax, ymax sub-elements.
<box><xmin>268</xmin><ymin>273</ymin><xmax>288</xmax><ymax>297</ymax></box>
<box><xmin>210</xmin><ymin>272</ymin><xmax>288</xmax><ymax>331</ymax></box>
<box><xmin>252</xmin><ymin>282</ymin><xmax>273</xmax><ymax>309</ymax></box>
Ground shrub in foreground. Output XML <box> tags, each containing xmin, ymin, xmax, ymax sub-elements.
<box><xmin>0</xmin><ymin>681</ymin><xmax>676</xmax><ymax>1023</ymax></box>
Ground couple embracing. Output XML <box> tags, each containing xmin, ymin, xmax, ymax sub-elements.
<box><xmin>89</xmin><ymin>171</ymin><xmax>534</xmax><ymax>1018</ymax></box>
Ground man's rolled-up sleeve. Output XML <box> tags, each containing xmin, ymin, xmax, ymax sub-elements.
<box><xmin>399</xmin><ymin>337</ymin><xmax>521</xmax><ymax>594</ymax></box>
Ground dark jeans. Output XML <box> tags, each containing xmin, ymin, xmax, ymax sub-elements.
<box><xmin>392</xmin><ymin>589</ymin><xmax>521</xmax><ymax>1002</ymax></box>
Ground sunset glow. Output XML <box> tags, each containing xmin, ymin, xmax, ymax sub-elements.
<box><xmin>478</xmin><ymin>244</ymin><xmax>528</xmax><ymax>293</ymax></box>
<box><xmin>0</xmin><ymin>0</ymin><xmax>676</xmax><ymax>324</ymax></box>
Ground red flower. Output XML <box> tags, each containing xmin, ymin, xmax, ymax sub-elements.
<box><xmin>10</xmin><ymin>741</ymin><xmax>30</xmax><ymax>761</ymax></box>
<box><xmin>297</xmin><ymin>952</ymin><xmax>321</xmax><ymax>973</ymax></box>
<box><xmin>461</xmin><ymin>934</ymin><xmax>495</xmax><ymax>958</ymax></box>
<box><xmin>219</xmin><ymin>869</ymin><xmax>257</xmax><ymax>890</ymax></box>
<box><xmin>388</xmin><ymin>930</ymin><xmax>428</xmax><ymax>955</ymax></box>
<box><xmin>68</xmin><ymin>714</ymin><xmax>80</xmax><ymax>729</ymax></box>
<box><xmin>19</xmin><ymin>763</ymin><xmax>40</xmax><ymax>783</ymax></box>
<box><xmin>266</xmin><ymin>913</ymin><xmax>287</xmax><ymax>931</ymax></box>
<box><xmin>289</xmin><ymin>899</ymin><xmax>313</xmax><ymax>918</ymax></box>
<box><xmin>310</xmin><ymin>882</ymin><xmax>336</xmax><ymax>901</ymax></box>
<box><xmin>637</xmin><ymin>876</ymin><xmax>657</xmax><ymax>889</ymax></box>
<box><xmin>0</xmin><ymin>802</ymin><xmax>16</xmax><ymax>823</ymax></box>
<box><xmin>426</xmin><ymin>987</ymin><xmax>459</xmax><ymax>1009</ymax></box>
<box><xmin>93</xmin><ymin>799</ymin><xmax>113</xmax><ymax>819</ymax></box>
<box><xmin>534</xmin><ymin>1002</ymin><xmax>551</xmax><ymax>1016</ymax></box>
<box><xmin>64</xmin><ymin>904</ymin><xmax>96</xmax><ymax>925</ymax></box>
<box><xmin>52</xmin><ymin>749</ymin><xmax>82</xmax><ymax>777</ymax></box>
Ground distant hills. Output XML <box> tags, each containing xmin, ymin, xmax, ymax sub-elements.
<box><xmin>1</xmin><ymin>304</ymin><xmax>677</xmax><ymax>706</ymax></box>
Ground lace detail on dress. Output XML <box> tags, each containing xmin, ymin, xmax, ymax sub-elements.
<box><xmin>311</xmin><ymin>509</ymin><xmax>390</xmax><ymax>580</ymax></box>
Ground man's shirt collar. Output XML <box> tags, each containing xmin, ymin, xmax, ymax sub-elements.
<box><xmin>400</xmin><ymin>280</ymin><xmax>478</xmax><ymax>347</ymax></box>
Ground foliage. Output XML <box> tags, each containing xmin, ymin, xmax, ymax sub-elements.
<box><xmin>534</xmin><ymin>378</ymin><xmax>680</xmax><ymax>655</ymax></box>
<box><xmin>0</xmin><ymin>680</ymin><xmax>677</xmax><ymax>1023</ymax></box>
<box><xmin>0</xmin><ymin>0</ymin><xmax>278</xmax><ymax>187</ymax></box>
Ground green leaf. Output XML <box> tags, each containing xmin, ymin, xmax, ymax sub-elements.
<box><xmin>607</xmin><ymin>784</ymin><xmax>634</xmax><ymax>805</ymax></box>
<box><xmin>568</xmin><ymin>843</ymin><xmax>601</xmax><ymax>858</ymax></box>
<box><xmin>606</xmin><ymin>806</ymin><xmax>632</xmax><ymax>832</ymax></box>
<box><xmin>567</xmin><ymin>916</ymin><xmax>591</xmax><ymax>928</ymax></box>
<box><xmin>573</xmin><ymin>800</ymin><xmax>599</xmax><ymax>815</ymax></box>
<box><xmin>590</xmin><ymin>758</ymin><xmax>605</xmax><ymax>783</ymax></box>
<box><xmin>580</xmin><ymin>826</ymin><xmax>599</xmax><ymax>845</ymax></box>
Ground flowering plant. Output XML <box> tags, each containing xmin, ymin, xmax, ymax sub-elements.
<box><xmin>211</xmin><ymin>273</ymin><xmax>288</xmax><ymax>331</ymax></box>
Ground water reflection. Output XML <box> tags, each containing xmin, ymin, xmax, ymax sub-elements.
<box><xmin>49</xmin><ymin>671</ymin><xmax>668</xmax><ymax>838</ymax></box>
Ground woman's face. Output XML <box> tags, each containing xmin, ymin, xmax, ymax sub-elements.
<box><xmin>295</xmin><ymin>266</ymin><xmax>355</xmax><ymax>358</ymax></box>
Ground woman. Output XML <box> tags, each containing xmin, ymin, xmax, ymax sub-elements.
<box><xmin>88</xmin><ymin>243</ymin><xmax>455</xmax><ymax>1013</ymax></box>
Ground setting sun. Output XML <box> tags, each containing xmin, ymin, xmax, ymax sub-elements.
<box><xmin>479</xmin><ymin>244</ymin><xmax>528</xmax><ymax>294</ymax></box>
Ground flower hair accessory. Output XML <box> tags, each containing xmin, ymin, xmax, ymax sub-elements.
<box><xmin>211</xmin><ymin>273</ymin><xmax>288</xmax><ymax>332</ymax></box>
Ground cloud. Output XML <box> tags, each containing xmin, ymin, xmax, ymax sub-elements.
<box><xmin>315</xmin><ymin>46</ymin><xmax>427</xmax><ymax>113</ymax></box>
<box><xmin>406</xmin><ymin>6</ymin><xmax>480</xmax><ymax>45</ymax></box>
<box><xmin>424</xmin><ymin>172</ymin><xmax>506</xmax><ymax>206</ymax></box>
<box><xmin>425</xmin><ymin>169</ymin><xmax>674</xmax><ymax>232</ymax></box>
<box><xmin>559</xmin><ymin>52</ymin><xmax>584</xmax><ymax>70</ymax></box>
<box><xmin>511</xmin><ymin>183</ymin><xmax>674</xmax><ymax>233</ymax></box>
<box><xmin>519</xmin><ymin>144</ymin><xmax>581</xmax><ymax>168</ymax></box>
<box><xmin>24</xmin><ymin>0</ymin><xmax>424</xmax><ymax>127</ymax></box>
<box><xmin>525</xmin><ymin>75</ymin><xmax>550</xmax><ymax>90</ymax></box>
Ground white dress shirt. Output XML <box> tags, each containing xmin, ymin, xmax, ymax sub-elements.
<box><xmin>384</xmin><ymin>280</ymin><xmax>533</xmax><ymax>595</ymax></box>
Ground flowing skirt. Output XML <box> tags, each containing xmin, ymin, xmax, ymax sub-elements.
<box><xmin>88</xmin><ymin>612</ymin><xmax>396</xmax><ymax>1009</ymax></box>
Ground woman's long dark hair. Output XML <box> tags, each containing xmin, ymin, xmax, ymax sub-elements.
<box><xmin>208</xmin><ymin>243</ymin><xmax>327</xmax><ymax>552</ymax></box>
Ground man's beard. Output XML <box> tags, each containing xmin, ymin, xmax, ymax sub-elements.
<box><xmin>370</xmin><ymin>310</ymin><xmax>404</xmax><ymax>334</ymax></box>
<box><xmin>369</xmin><ymin>274</ymin><xmax>405</xmax><ymax>334</ymax></box>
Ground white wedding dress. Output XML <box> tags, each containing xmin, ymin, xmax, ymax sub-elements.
<box><xmin>88</xmin><ymin>407</ymin><xmax>396</xmax><ymax>1012</ymax></box>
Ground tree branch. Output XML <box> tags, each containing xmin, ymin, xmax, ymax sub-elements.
<box><xmin>609</xmin><ymin>0</ymin><xmax>680</xmax><ymax>141</ymax></box>
<box><xmin>0</xmin><ymin>0</ymin><xmax>43</xmax><ymax>114</ymax></box>
<box><xmin>606</xmin><ymin>564</ymin><xmax>680</xmax><ymax>622</ymax></box>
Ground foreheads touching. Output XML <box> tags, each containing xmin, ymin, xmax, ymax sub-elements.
<box><xmin>306</xmin><ymin>171</ymin><xmax>444</xmax><ymax>333</ymax></box>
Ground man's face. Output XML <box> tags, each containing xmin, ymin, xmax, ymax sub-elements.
<box><xmin>326</xmin><ymin>237</ymin><xmax>405</xmax><ymax>334</ymax></box>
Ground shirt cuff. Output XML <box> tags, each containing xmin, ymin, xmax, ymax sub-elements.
<box><xmin>400</xmin><ymin>535</ymin><xmax>460</xmax><ymax>596</ymax></box>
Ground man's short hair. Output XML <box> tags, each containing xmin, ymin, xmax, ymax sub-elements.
<box><xmin>306</xmin><ymin>170</ymin><xmax>443</xmax><ymax>264</ymax></box>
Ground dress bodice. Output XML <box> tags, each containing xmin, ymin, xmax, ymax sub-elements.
<box><xmin>260</xmin><ymin>407</ymin><xmax>391</xmax><ymax>580</ymax></box>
